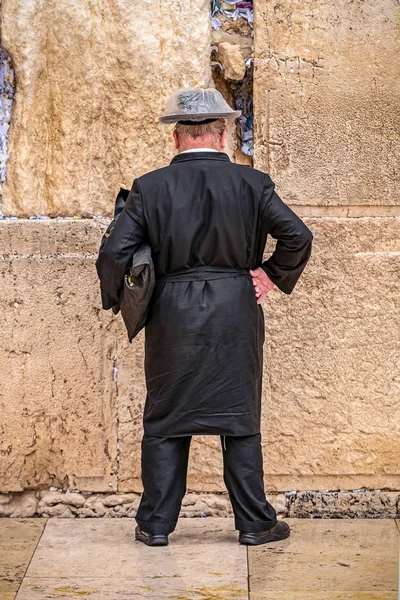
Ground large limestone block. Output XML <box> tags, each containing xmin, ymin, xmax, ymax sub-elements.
<box><xmin>0</xmin><ymin>0</ymin><xmax>212</xmax><ymax>217</ymax></box>
<box><xmin>248</xmin><ymin>519</ymin><xmax>399</xmax><ymax>595</ymax></box>
<box><xmin>16</xmin><ymin>519</ymin><xmax>248</xmax><ymax>600</ymax></box>
<box><xmin>261</xmin><ymin>217</ymin><xmax>400</xmax><ymax>491</ymax></box>
<box><xmin>1</xmin><ymin>218</ymin><xmax>399</xmax><ymax>494</ymax></box>
<box><xmin>0</xmin><ymin>518</ymin><xmax>47</xmax><ymax>598</ymax></box>
<box><xmin>0</xmin><ymin>219</ymin><xmax>227</xmax><ymax>494</ymax></box>
<box><xmin>253</xmin><ymin>0</ymin><xmax>400</xmax><ymax>206</ymax></box>
<box><xmin>0</xmin><ymin>220</ymin><xmax>118</xmax><ymax>491</ymax></box>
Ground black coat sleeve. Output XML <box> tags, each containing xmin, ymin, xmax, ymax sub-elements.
<box><xmin>96</xmin><ymin>178</ymin><xmax>147</xmax><ymax>310</ymax></box>
<box><xmin>260</xmin><ymin>174</ymin><xmax>313</xmax><ymax>294</ymax></box>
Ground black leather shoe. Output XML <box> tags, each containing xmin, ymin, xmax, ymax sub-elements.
<box><xmin>239</xmin><ymin>520</ymin><xmax>290</xmax><ymax>545</ymax></box>
<box><xmin>135</xmin><ymin>525</ymin><xmax>169</xmax><ymax>546</ymax></box>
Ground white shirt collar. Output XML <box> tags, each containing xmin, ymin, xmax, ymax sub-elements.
<box><xmin>179</xmin><ymin>147</ymin><xmax>219</xmax><ymax>154</ymax></box>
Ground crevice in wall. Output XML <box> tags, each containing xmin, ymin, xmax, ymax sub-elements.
<box><xmin>210</xmin><ymin>0</ymin><xmax>254</xmax><ymax>166</ymax></box>
<box><xmin>0</xmin><ymin>44</ymin><xmax>15</xmax><ymax>210</ymax></box>
<box><xmin>0</xmin><ymin>0</ymin><xmax>15</xmax><ymax>213</ymax></box>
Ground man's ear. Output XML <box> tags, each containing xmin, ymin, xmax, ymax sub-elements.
<box><xmin>172</xmin><ymin>130</ymin><xmax>179</xmax><ymax>149</ymax></box>
<box><xmin>220</xmin><ymin>128</ymin><xmax>227</xmax><ymax>149</ymax></box>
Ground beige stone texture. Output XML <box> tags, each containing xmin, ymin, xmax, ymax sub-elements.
<box><xmin>0</xmin><ymin>0</ymin><xmax>398</xmax><ymax>509</ymax></box>
<box><xmin>253</xmin><ymin>594</ymin><xmax>398</xmax><ymax>599</ymax></box>
<box><xmin>288</xmin><ymin>491</ymin><xmax>400</xmax><ymax>519</ymax></box>
<box><xmin>212</xmin><ymin>28</ymin><xmax>253</xmax><ymax>60</ymax></box>
<box><xmin>0</xmin><ymin>220</ymin><xmax>118</xmax><ymax>492</ymax></box>
<box><xmin>0</xmin><ymin>518</ymin><xmax>46</xmax><ymax>599</ymax></box>
<box><xmin>212</xmin><ymin>73</ymin><xmax>240</xmax><ymax>159</ymax></box>
<box><xmin>0</xmin><ymin>0</ymin><xmax>213</xmax><ymax>217</ymax></box>
<box><xmin>215</xmin><ymin>14</ymin><xmax>252</xmax><ymax>38</ymax></box>
<box><xmin>234</xmin><ymin>149</ymin><xmax>254</xmax><ymax>167</ymax></box>
<box><xmin>0</xmin><ymin>491</ymin><xmax>37</xmax><ymax>517</ymax></box>
<box><xmin>7</xmin><ymin>517</ymin><xmax>399</xmax><ymax>598</ymax></box>
<box><xmin>217</xmin><ymin>42</ymin><xmax>247</xmax><ymax>81</ymax></box>
<box><xmin>1</xmin><ymin>489</ymin><xmax>398</xmax><ymax>518</ymax></box>
<box><xmin>248</xmin><ymin>519</ymin><xmax>399</xmax><ymax>595</ymax></box>
<box><xmin>1</xmin><ymin>217</ymin><xmax>400</xmax><ymax>494</ymax></box>
<box><xmin>16</xmin><ymin>518</ymin><xmax>248</xmax><ymax>599</ymax></box>
<box><xmin>253</xmin><ymin>0</ymin><xmax>400</xmax><ymax>207</ymax></box>
<box><xmin>18</xmin><ymin>578</ymin><xmax>248</xmax><ymax>600</ymax></box>
<box><xmin>262</xmin><ymin>216</ymin><xmax>400</xmax><ymax>491</ymax></box>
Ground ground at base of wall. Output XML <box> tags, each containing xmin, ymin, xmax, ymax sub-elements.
<box><xmin>0</xmin><ymin>490</ymin><xmax>398</xmax><ymax>519</ymax></box>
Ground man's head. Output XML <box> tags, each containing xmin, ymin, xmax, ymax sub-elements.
<box><xmin>172</xmin><ymin>118</ymin><xmax>227</xmax><ymax>153</ymax></box>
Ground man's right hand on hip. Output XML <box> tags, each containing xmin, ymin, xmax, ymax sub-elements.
<box><xmin>250</xmin><ymin>268</ymin><xmax>275</xmax><ymax>304</ymax></box>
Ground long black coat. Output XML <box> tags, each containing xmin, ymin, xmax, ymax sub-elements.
<box><xmin>96</xmin><ymin>150</ymin><xmax>313</xmax><ymax>437</ymax></box>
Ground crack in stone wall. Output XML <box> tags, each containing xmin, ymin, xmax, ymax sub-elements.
<box><xmin>0</xmin><ymin>0</ymin><xmax>15</xmax><ymax>208</ymax></box>
<box><xmin>211</xmin><ymin>0</ymin><xmax>254</xmax><ymax>166</ymax></box>
<box><xmin>0</xmin><ymin>44</ymin><xmax>15</xmax><ymax>205</ymax></box>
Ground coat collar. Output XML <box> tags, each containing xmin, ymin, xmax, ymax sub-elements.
<box><xmin>170</xmin><ymin>151</ymin><xmax>231</xmax><ymax>165</ymax></box>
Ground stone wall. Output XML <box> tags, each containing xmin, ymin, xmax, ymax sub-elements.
<box><xmin>0</xmin><ymin>0</ymin><xmax>399</xmax><ymax>509</ymax></box>
<box><xmin>252</xmin><ymin>0</ymin><xmax>400</xmax><ymax>493</ymax></box>
<box><xmin>253</xmin><ymin>0</ymin><xmax>399</xmax><ymax>209</ymax></box>
<box><xmin>0</xmin><ymin>0</ymin><xmax>212</xmax><ymax>217</ymax></box>
<box><xmin>1</xmin><ymin>489</ymin><xmax>399</xmax><ymax>519</ymax></box>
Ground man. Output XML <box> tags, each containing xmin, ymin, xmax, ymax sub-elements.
<box><xmin>96</xmin><ymin>87</ymin><xmax>313</xmax><ymax>547</ymax></box>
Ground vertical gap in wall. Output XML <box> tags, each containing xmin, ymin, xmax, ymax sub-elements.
<box><xmin>210</xmin><ymin>0</ymin><xmax>254</xmax><ymax>166</ymax></box>
<box><xmin>0</xmin><ymin>1</ymin><xmax>16</xmax><ymax>214</ymax></box>
<box><xmin>113</xmin><ymin>350</ymin><xmax>120</xmax><ymax>491</ymax></box>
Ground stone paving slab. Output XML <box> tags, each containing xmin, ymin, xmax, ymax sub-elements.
<box><xmin>248</xmin><ymin>518</ymin><xmax>399</xmax><ymax>596</ymax></box>
<box><xmin>16</xmin><ymin>517</ymin><xmax>248</xmax><ymax>599</ymax></box>
<box><xmin>0</xmin><ymin>518</ymin><xmax>46</xmax><ymax>600</ymax></box>
<box><xmin>251</xmin><ymin>593</ymin><xmax>398</xmax><ymax>599</ymax></box>
<box><xmin>16</xmin><ymin>576</ymin><xmax>248</xmax><ymax>599</ymax></box>
<box><xmin>4</xmin><ymin>517</ymin><xmax>399</xmax><ymax>599</ymax></box>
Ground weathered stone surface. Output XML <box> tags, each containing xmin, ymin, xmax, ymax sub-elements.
<box><xmin>217</xmin><ymin>42</ymin><xmax>247</xmax><ymax>80</ymax></box>
<box><xmin>0</xmin><ymin>490</ymin><xmax>398</xmax><ymax>518</ymax></box>
<box><xmin>1</xmin><ymin>218</ymin><xmax>399</xmax><ymax>494</ymax></box>
<box><xmin>0</xmin><ymin>220</ymin><xmax>118</xmax><ymax>492</ymax></box>
<box><xmin>233</xmin><ymin>149</ymin><xmax>253</xmax><ymax>167</ymax></box>
<box><xmin>113</xmin><ymin>327</ymin><xmax>147</xmax><ymax>493</ymax></box>
<box><xmin>16</xmin><ymin>519</ymin><xmax>248</xmax><ymax>600</ymax></box>
<box><xmin>288</xmin><ymin>491</ymin><xmax>400</xmax><ymax>519</ymax></box>
<box><xmin>22</xmin><ymin>518</ymin><xmax>247</xmax><ymax>577</ymax></box>
<box><xmin>262</xmin><ymin>217</ymin><xmax>400</xmax><ymax>491</ymax></box>
<box><xmin>212</xmin><ymin>29</ymin><xmax>253</xmax><ymax>59</ymax></box>
<box><xmin>38</xmin><ymin>504</ymin><xmax>75</xmax><ymax>518</ymax></box>
<box><xmin>1</xmin><ymin>0</ymin><xmax>212</xmax><ymax>217</ymax></box>
<box><xmin>0</xmin><ymin>518</ymin><xmax>46</xmax><ymax>598</ymax></box>
<box><xmin>0</xmin><ymin>492</ymin><xmax>37</xmax><ymax>517</ymax></box>
<box><xmin>252</xmin><ymin>593</ymin><xmax>397</xmax><ymax>599</ymax></box>
<box><xmin>17</xmin><ymin>577</ymin><xmax>248</xmax><ymax>600</ymax></box>
<box><xmin>38</xmin><ymin>491</ymin><xmax>85</xmax><ymax>508</ymax></box>
<box><xmin>248</xmin><ymin>519</ymin><xmax>400</xmax><ymax>594</ymax></box>
<box><xmin>253</xmin><ymin>0</ymin><xmax>400</xmax><ymax>206</ymax></box>
<box><xmin>215</xmin><ymin>15</ymin><xmax>252</xmax><ymax>38</ymax></box>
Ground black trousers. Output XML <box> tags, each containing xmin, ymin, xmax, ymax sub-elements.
<box><xmin>135</xmin><ymin>433</ymin><xmax>277</xmax><ymax>536</ymax></box>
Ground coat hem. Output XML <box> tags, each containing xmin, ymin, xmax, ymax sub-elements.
<box><xmin>142</xmin><ymin>429</ymin><xmax>261</xmax><ymax>438</ymax></box>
